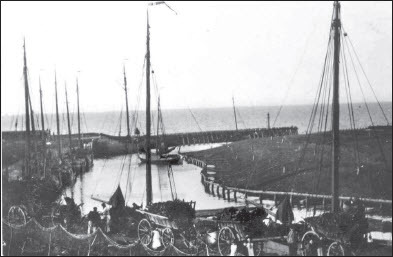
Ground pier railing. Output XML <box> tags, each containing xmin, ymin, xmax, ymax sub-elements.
<box><xmin>185</xmin><ymin>156</ymin><xmax>392</xmax><ymax>207</ymax></box>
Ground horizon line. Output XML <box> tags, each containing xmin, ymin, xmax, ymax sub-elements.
<box><xmin>1</xmin><ymin>101</ymin><xmax>392</xmax><ymax>117</ymax></box>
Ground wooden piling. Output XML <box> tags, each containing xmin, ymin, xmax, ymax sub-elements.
<box><xmin>305</xmin><ymin>197</ymin><xmax>309</xmax><ymax>211</ymax></box>
<box><xmin>216</xmin><ymin>185</ymin><xmax>220</xmax><ymax>198</ymax></box>
<box><xmin>259</xmin><ymin>195</ymin><xmax>263</xmax><ymax>205</ymax></box>
<box><xmin>227</xmin><ymin>189</ymin><xmax>231</xmax><ymax>201</ymax></box>
<box><xmin>211</xmin><ymin>184</ymin><xmax>215</xmax><ymax>196</ymax></box>
<box><xmin>222</xmin><ymin>187</ymin><xmax>226</xmax><ymax>200</ymax></box>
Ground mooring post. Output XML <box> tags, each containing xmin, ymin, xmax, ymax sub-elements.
<box><xmin>306</xmin><ymin>197</ymin><xmax>309</xmax><ymax>211</ymax></box>
<box><xmin>222</xmin><ymin>187</ymin><xmax>226</xmax><ymax>200</ymax></box>
<box><xmin>227</xmin><ymin>189</ymin><xmax>231</xmax><ymax>201</ymax></box>
<box><xmin>274</xmin><ymin>194</ymin><xmax>277</xmax><ymax>206</ymax></box>
<box><xmin>216</xmin><ymin>185</ymin><xmax>220</xmax><ymax>198</ymax></box>
<box><xmin>211</xmin><ymin>184</ymin><xmax>215</xmax><ymax>196</ymax></box>
<box><xmin>259</xmin><ymin>195</ymin><xmax>263</xmax><ymax>205</ymax></box>
<box><xmin>290</xmin><ymin>194</ymin><xmax>293</xmax><ymax>206</ymax></box>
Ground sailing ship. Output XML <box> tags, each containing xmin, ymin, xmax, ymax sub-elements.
<box><xmin>138</xmin><ymin>96</ymin><xmax>180</xmax><ymax>165</ymax></box>
<box><xmin>298</xmin><ymin>1</ymin><xmax>391</xmax><ymax>255</ymax></box>
<box><xmin>137</xmin><ymin>11</ymin><xmax>180</xmax><ymax>165</ymax></box>
<box><xmin>71</xmin><ymin>78</ymin><xmax>94</xmax><ymax>171</ymax></box>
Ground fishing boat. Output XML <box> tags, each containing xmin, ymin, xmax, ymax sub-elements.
<box><xmin>138</xmin><ymin>148</ymin><xmax>180</xmax><ymax>165</ymax></box>
<box><xmin>137</xmin><ymin>71</ymin><xmax>180</xmax><ymax>165</ymax></box>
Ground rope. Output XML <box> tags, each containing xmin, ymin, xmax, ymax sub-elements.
<box><xmin>272</xmin><ymin>22</ymin><xmax>317</xmax><ymax>127</ymax></box>
<box><xmin>342</xmin><ymin>32</ymin><xmax>389</xmax><ymax>172</ymax></box>
<box><xmin>125</xmin><ymin>153</ymin><xmax>133</xmax><ymax>203</ymax></box>
<box><xmin>131</xmin><ymin>57</ymin><xmax>146</xmax><ymax>134</ymax></box>
<box><xmin>87</xmin><ymin>234</ymin><xmax>97</xmax><ymax>256</ymax></box>
<box><xmin>188</xmin><ymin>108</ymin><xmax>203</xmax><ymax>132</ymax></box>
<box><xmin>91</xmin><ymin>158</ymin><xmax>109</xmax><ymax>199</ymax></box>
<box><xmin>343</xmin><ymin>26</ymin><xmax>390</xmax><ymax>126</ymax></box>
<box><xmin>341</xmin><ymin>32</ymin><xmax>361</xmax><ymax>170</ymax></box>
<box><xmin>2</xmin><ymin>218</ymin><xmax>139</xmax><ymax>252</ymax></box>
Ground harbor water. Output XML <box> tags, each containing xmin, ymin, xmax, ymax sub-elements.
<box><xmin>62</xmin><ymin>144</ymin><xmax>243</xmax><ymax>215</ymax></box>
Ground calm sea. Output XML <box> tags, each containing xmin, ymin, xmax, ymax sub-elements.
<box><xmin>2</xmin><ymin>102</ymin><xmax>391</xmax><ymax>135</ymax></box>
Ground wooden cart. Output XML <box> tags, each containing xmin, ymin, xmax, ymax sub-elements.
<box><xmin>300</xmin><ymin>218</ymin><xmax>366</xmax><ymax>256</ymax></box>
<box><xmin>216</xmin><ymin>220</ymin><xmax>288</xmax><ymax>256</ymax></box>
<box><xmin>136</xmin><ymin>210</ymin><xmax>200</xmax><ymax>253</ymax></box>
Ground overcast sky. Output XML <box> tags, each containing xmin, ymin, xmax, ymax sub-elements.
<box><xmin>1</xmin><ymin>1</ymin><xmax>392</xmax><ymax>115</ymax></box>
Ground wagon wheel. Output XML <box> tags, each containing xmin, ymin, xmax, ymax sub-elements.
<box><xmin>138</xmin><ymin>219</ymin><xmax>152</xmax><ymax>246</ymax></box>
<box><xmin>8</xmin><ymin>206</ymin><xmax>27</xmax><ymax>226</ymax></box>
<box><xmin>327</xmin><ymin>241</ymin><xmax>346</xmax><ymax>256</ymax></box>
<box><xmin>301</xmin><ymin>230</ymin><xmax>322</xmax><ymax>256</ymax></box>
<box><xmin>218</xmin><ymin>227</ymin><xmax>237</xmax><ymax>256</ymax></box>
<box><xmin>161</xmin><ymin>228</ymin><xmax>174</xmax><ymax>248</ymax></box>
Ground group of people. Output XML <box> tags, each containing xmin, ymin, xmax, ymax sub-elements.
<box><xmin>87</xmin><ymin>203</ymin><xmax>111</xmax><ymax>234</ymax></box>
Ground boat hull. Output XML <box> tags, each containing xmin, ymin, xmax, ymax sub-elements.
<box><xmin>138</xmin><ymin>152</ymin><xmax>181</xmax><ymax>165</ymax></box>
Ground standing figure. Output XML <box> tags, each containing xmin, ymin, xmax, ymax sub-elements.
<box><xmin>87</xmin><ymin>207</ymin><xmax>101</xmax><ymax>234</ymax></box>
<box><xmin>101</xmin><ymin>203</ymin><xmax>111</xmax><ymax>233</ymax></box>
<box><xmin>287</xmin><ymin>225</ymin><xmax>298</xmax><ymax>256</ymax></box>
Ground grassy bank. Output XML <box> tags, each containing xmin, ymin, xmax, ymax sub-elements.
<box><xmin>186</xmin><ymin>128</ymin><xmax>392</xmax><ymax>200</ymax></box>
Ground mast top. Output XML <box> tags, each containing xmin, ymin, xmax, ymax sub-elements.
<box><xmin>332</xmin><ymin>1</ymin><xmax>341</xmax><ymax>27</ymax></box>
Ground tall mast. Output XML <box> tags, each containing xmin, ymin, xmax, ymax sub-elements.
<box><xmin>55</xmin><ymin>72</ymin><xmax>62</xmax><ymax>158</ymax></box>
<box><xmin>123</xmin><ymin>66</ymin><xmax>131</xmax><ymax>137</ymax></box>
<box><xmin>156</xmin><ymin>96</ymin><xmax>160</xmax><ymax>153</ymax></box>
<box><xmin>39</xmin><ymin>77</ymin><xmax>45</xmax><ymax>136</ymax></box>
<box><xmin>28</xmin><ymin>92</ymin><xmax>36</xmax><ymax>133</ymax></box>
<box><xmin>146</xmin><ymin>11</ymin><xmax>153</xmax><ymax>206</ymax></box>
<box><xmin>331</xmin><ymin>1</ymin><xmax>341</xmax><ymax>213</ymax></box>
<box><xmin>65</xmin><ymin>83</ymin><xmax>73</xmax><ymax>151</ymax></box>
<box><xmin>232</xmin><ymin>96</ymin><xmax>238</xmax><ymax>131</ymax></box>
<box><xmin>76</xmin><ymin>78</ymin><xmax>82</xmax><ymax>148</ymax></box>
<box><xmin>23</xmin><ymin>39</ymin><xmax>31</xmax><ymax>178</ymax></box>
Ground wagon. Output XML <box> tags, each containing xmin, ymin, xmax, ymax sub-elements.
<box><xmin>136</xmin><ymin>209</ymin><xmax>200</xmax><ymax>253</ymax></box>
<box><xmin>216</xmin><ymin>219</ymin><xmax>288</xmax><ymax>256</ymax></box>
<box><xmin>301</xmin><ymin>216</ymin><xmax>368</xmax><ymax>256</ymax></box>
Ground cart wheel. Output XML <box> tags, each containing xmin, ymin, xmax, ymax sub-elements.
<box><xmin>218</xmin><ymin>227</ymin><xmax>237</xmax><ymax>256</ymax></box>
<box><xmin>138</xmin><ymin>219</ymin><xmax>152</xmax><ymax>246</ymax></box>
<box><xmin>161</xmin><ymin>228</ymin><xmax>174</xmax><ymax>248</ymax></box>
<box><xmin>301</xmin><ymin>230</ymin><xmax>322</xmax><ymax>256</ymax></box>
<box><xmin>8</xmin><ymin>206</ymin><xmax>27</xmax><ymax>226</ymax></box>
<box><xmin>327</xmin><ymin>242</ymin><xmax>346</xmax><ymax>256</ymax></box>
